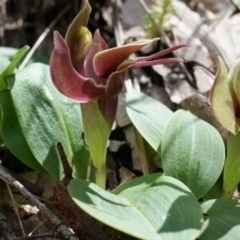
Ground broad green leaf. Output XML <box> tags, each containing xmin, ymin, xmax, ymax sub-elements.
<box><xmin>161</xmin><ymin>110</ymin><xmax>225</xmax><ymax>199</ymax></box>
<box><xmin>223</xmin><ymin>133</ymin><xmax>240</xmax><ymax>198</ymax></box>
<box><xmin>200</xmin><ymin>199</ymin><xmax>240</xmax><ymax>239</ymax></box>
<box><xmin>6</xmin><ymin>63</ymin><xmax>88</xmax><ymax>180</ymax></box>
<box><xmin>0</xmin><ymin>91</ymin><xmax>47</xmax><ymax>173</ymax></box>
<box><xmin>68</xmin><ymin>174</ymin><xmax>202</xmax><ymax>240</ymax></box>
<box><xmin>0</xmin><ymin>46</ymin><xmax>29</xmax><ymax>91</ymax></box>
<box><xmin>126</xmin><ymin>90</ymin><xmax>173</xmax><ymax>152</ymax></box>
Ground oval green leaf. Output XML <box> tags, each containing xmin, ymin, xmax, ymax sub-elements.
<box><xmin>126</xmin><ymin>90</ymin><xmax>173</xmax><ymax>152</ymax></box>
<box><xmin>6</xmin><ymin>63</ymin><xmax>88</xmax><ymax>180</ymax></box>
<box><xmin>161</xmin><ymin>110</ymin><xmax>225</xmax><ymax>199</ymax></box>
<box><xmin>68</xmin><ymin>174</ymin><xmax>202</xmax><ymax>240</ymax></box>
<box><xmin>200</xmin><ymin>199</ymin><xmax>240</xmax><ymax>240</ymax></box>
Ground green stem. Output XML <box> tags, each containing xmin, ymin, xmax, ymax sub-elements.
<box><xmin>80</xmin><ymin>101</ymin><xmax>110</xmax><ymax>189</ymax></box>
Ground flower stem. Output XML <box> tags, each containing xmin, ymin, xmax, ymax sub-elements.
<box><xmin>80</xmin><ymin>101</ymin><xmax>110</xmax><ymax>189</ymax></box>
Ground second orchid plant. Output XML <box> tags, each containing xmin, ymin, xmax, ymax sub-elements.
<box><xmin>205</xmin><ymin>57</ymin><xmax>240</xmax><ymax>198</ymax></box>
<box><xmin>50</xmin><ymin>0</ymin><xmax>186</xmax><ymax>188</ymax></box>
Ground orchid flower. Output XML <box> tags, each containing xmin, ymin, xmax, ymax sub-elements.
<box><xmin>209</xmin><ymin>57</ymin><xmax>240</xmax><ymax>134</ymax></box>
<box><xmin>50</xmin><ymin>0</ymin><xmax>186</xmax><ymax>188</ymax></box>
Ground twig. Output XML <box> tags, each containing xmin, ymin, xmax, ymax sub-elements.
<box><xmin>6</xmin><ymin>183</ymin><xmax>26</xmax><ymax>236</ymax></box>
<box><xmin>19</xmin><ymin>2</ymin><xmax>73</xmax><ymax>70</ymax></box>
<box><xmin>27</xmin><ymin>216</ymin><xmax>49</xmax><ymax>237</ymax></box>
<box><xmin>0</xmin><ymin>164</ymin><xmax>78</xmax><ymax>240</ymax></box>
<box><xmin>4</xmin><ymin>167</ymin><xmax>43</xmax><ymax>197</ymax></box>
<box><xmin>15</xmin><ymin>231</ymin><xmax>57</xmax><ymax>240</ymax></box>
<box><xmin>139</xmin><ymin>0</ymin><xmax>196</xmax><ymax>88</ymax></box>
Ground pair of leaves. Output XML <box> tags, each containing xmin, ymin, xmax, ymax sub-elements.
<box><xmin>126</xmin><ymin>90</ymin><xmax>225</xmax><ymax>199</ymax></box>
<box><xmin>0</xmin><ymin>47</ymin><xmax>88</xmax><ymax>180</ymax></box>
<box><xmin>69</xmin><ymin>173</ymin><xmax>202</xmax><ymax>240</ymax></box>
<box><xmin>69</xmin><ymin>178</ymin><xmax>240</xmax><ymax>240</ymax></box>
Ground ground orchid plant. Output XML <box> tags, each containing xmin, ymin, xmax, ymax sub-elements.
<box><xmin>1</xmin><ymin>0</ymin><xmax>240</xmax><ymax>239</ymax></box>
<box><xmin>50</xmin><ymin>0</ymin><xmax>186</xmax><ymax>188</ymax></box>
<box><xmin>204</xmin><ymin>57</ymin><xmax>240</xmax><ymax>198</ymax></box>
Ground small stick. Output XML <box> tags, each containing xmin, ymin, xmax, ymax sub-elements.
<box><xmin>6</xmin><ymin>183</ymin><xmax>26</xmax><ymax>236</ymax></box>
<box><xmin>15</xmin><ymin>231</ymin><xmax>57</xmax><ymax>240</ymax></box>
<box><xmin>0</xmin><ymin>164</ymin><xmax>78</xmax><ymax>240</ymax></box>
<box><xmin>27</xmin><ymin>217</ymin><xmax>49</xmax><ymax>237</ymax></box>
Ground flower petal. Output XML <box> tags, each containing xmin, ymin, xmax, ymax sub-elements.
<box><xmin>117</xmin><ymin>58</ymin><xmax>184</xmax><ymax>72</ymax></box>
<box><xmin>105</xmin><ymin>58</ymin><xmax>184</xmax><ymax>96</ymax></box>
<box><xmin>93</xmin><ymin>38</ymin><xmax>160</xmax><ymax>78</ymax></box>
<box><xmin>50</xmin><ymin>31</ymin><xmax>105</xmax><ymax>103</ymax></box>
<box><xmin>65</xmin><ymin>0</ymin><xmax>92</xmax><ymax>70</ymax></box>
<box><xmin>135</xmin><ymin>44</ymin><xmax>188</xmax><ymax>62</ymax></box>
<box><xmin>83</xmin><ymin>30</ymin><xmax>108</xmax><ymax>85</ymax></box>
<box><xmin>210</xmin><ymin>57</ymin><xmax>237</xmax><ymax>134</ymax></box>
